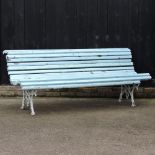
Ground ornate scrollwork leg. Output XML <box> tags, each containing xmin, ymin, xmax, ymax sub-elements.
<box><xmin>118</xmin><ymin>84</ymin><xmax>139</xmax><ymax>107</ymax></box>
<box><xmin>21</xmin><ymin>90</ymin><xmax>37</xmax><ymax>115</ymax></box>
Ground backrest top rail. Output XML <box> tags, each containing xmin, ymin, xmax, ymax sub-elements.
<box><xmin>4</xmin><ymin>48</ymin><xmax>131</xmax><ymax>54</ymax></box>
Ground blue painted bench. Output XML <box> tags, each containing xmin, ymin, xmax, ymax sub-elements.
<box><xmin>3</xmin><ymin>48</ymin><xmax>151</xmax><ymax>115</ymax></box>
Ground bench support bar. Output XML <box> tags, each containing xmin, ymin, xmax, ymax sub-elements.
<box><xmin>21</xmin><ymin>90</ymin><xmax>37</xmax><ymax>115</ymax></box>
<box><xmin>119</xmin><ymin>84</ymin><xmax>139</xmax><ymax>107</ymax></box>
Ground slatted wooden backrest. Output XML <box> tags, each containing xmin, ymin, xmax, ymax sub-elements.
<box><xmin>4</xmin><ymin>48</ymin><xmax>134</xmax><ymax>75</ymax></box>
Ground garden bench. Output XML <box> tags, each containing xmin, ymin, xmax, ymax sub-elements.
<box><xmin>3</xmin><ymin>48</ymin><xmax>151</xmax><ymax>115</ymax></box>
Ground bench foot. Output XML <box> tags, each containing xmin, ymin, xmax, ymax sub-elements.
<box><xmin>31</xmin><ymin>111</ymin><xmax>36</xmax><ymax>116</ymax></box>
<box><xmin>119</xmin><ymin>84</ymin><xmax>139</xmax><ymax>106</ymax></box>
<box><xmin>21</xmin><ymin>90</ymin><xmax>37</xmax><ymax>115</ymax></box>
<box><xmin>131</xmin><ymin>102</ymin><xmax>136</xmax><ymax>107</ymax></box>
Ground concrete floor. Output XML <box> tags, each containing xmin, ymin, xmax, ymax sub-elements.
<box><xmin>0</xmin><ymin>97</ymin><xmax>155</xmax><ymax>155</ymax></box>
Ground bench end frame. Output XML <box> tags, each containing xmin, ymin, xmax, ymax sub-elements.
<box><xmin>21</xmin><ymin>90</ymin><xmax>37</xmax><ymax>116</ymax></box>
<box><xmin>118</xmin><ymin>84</ymin><xmax>140</xmax><ymax>107</ymax></box>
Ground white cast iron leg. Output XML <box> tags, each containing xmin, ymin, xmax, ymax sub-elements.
<box><xmin>20</xmin><ymin>90</ymin><xmax>37</xmax><ymax>115</ymax></box>
<box><xmin>130</xmin><ymin>88</ymin><xmax>136</xmax><ymax>107</ymax></box>
<box><xmin>118</xmin><ymin>84</ymin><xmax>139</xmax><ymax>107</ymax></box>
<box><xmin>29</xmin><ymin>91</ymin><xmax>35</xmax><ymax>116</ymax></box>
<box><xmin>118</xmin><ymin>85</ymin><xmax>124</xmax><ymax>102</ymax></box>
<box><xmin>118</xmin><ymin>85</ymin><xmax>128</xmax><ymax>102</ymax></box>
<box><xmin>21</xmin><ymin>90</ymin><xmax>26</xmax><ymax>110</ymax></box>
<box><xmin>21</xmin><ymin>90</ymin><xmax>31</xmax><ymax>110</ymax></box>
<box><xmin>129</xmin><ymin>84</ymin><xmax>139</xmax><ymax>107</ymax></box>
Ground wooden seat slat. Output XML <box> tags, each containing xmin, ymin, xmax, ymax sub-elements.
<box><xmin>10</xmin><ymin>70</ymin><xmax>137</xmax><ymax>79</ymax></box>
<box><xmin>22</xmin><ymin>81</ymin><xmax>140</xmax><ymax>90</ymax></box>
<box><xmin>10</xmin><ymin>71</ymin><xmax>140</xmax><ymax>83</ymax></box>
<box><xmin>20</xmin><ymin>74</ymin><xmax>151</xmax><ymax>86</ymax></box>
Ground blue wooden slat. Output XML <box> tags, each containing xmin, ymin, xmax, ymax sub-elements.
<box><xmin>7</xmin><ymin>55</ymin><xmax>132</xmax><ymax>63</ymax></box>
<box><xmin>8</xmin><ymin>59</ymin><xmax>132</xmax><ymax>66</ymax></box>
<box><xmin>10</xmin><ymin>70</ymin><xmax>138</xmax><ymax>81</ymax></box>
<box><xmin>20</xmin><ymin>76</ymin><xmax>150</xmax><ymax>86</ymax></box>
<box><xmin>21</xmin><ymin>81</ymin><xmax>140</xmax><ymax>90</ymax></box>
<box><xmin>12</xmin><ymin>74</ymin><xmax>151</xmax><ymax>85</ymax></box>
<box><xmin>6</xmin><ymin>52</ymin><xmax>131</xmax><ymax>58</ymax></box>
<box><xmin>12</xmin><ymin>76</ymin><xmax>151</xmax><ymax>86</ymax></box>
<box><xmin>4</xmin><ymin>48</ymin><xmax>131</xmax><ymax>55</ymax></box>
<box><xmin>8</xmin><ymin>67</ymin><xmax>135</xmax><ymax>75</ymax></box>
<box><xmin>8</xmin><ymin>62</ymin><xmax>133</xmax><ymax>71</ymax></box>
